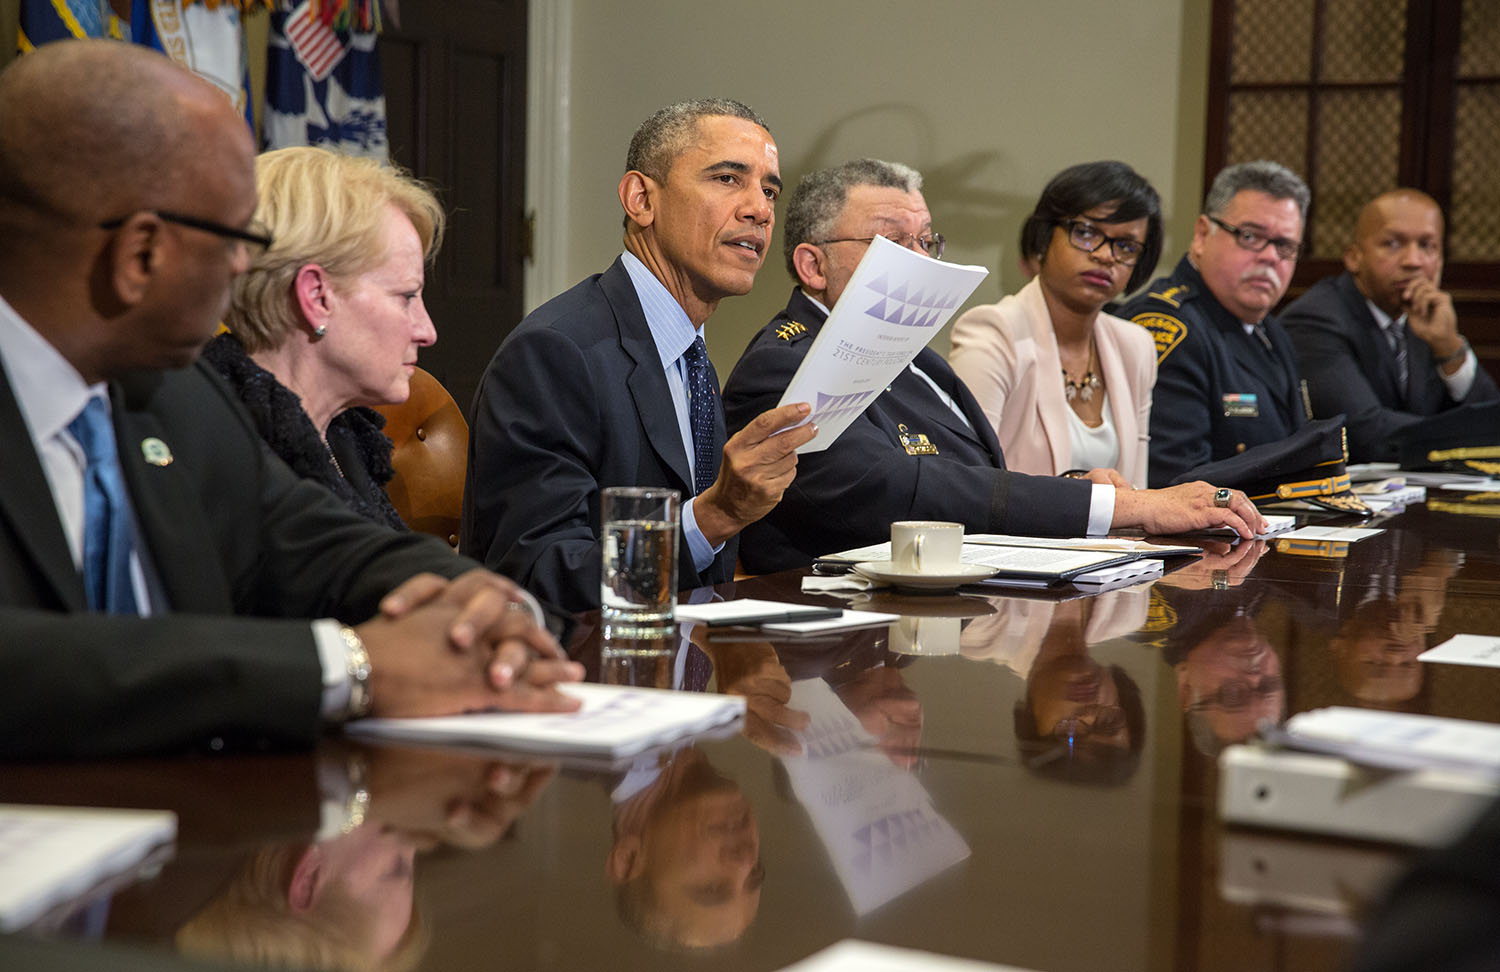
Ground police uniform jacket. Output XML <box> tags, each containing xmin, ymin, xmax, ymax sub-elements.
<box><xmin>1281</xmin><ymin>271</ymin><xmax>1500</xmax><ymax>463</ymax></box>
<box><xmin>1120</xmin><ymin>256</ymin><xmax>1307</xmax><ymax>488</ymax></box>
<box><xmin>720</xmin><ymin>289</ymin><xmax>1092</xmax><ymax>574</ymax></box>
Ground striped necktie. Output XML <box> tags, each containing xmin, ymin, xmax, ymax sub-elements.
<box><xmin>682</xmin><ymin>336</ymin><xmax>717</xmax><ymax>496</ymax></box>
<box><xmin>68</xmin><ymin>396</ymin><xmax>140</xmax><ymax>614</ymax></box>
<box><xmin>1388</xmin><ymin>319</ymin><xmax>1409</xmax><ymax>398</ymax></box>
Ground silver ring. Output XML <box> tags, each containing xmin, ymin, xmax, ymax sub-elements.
<box><xmin>1213</xmin><ymin>487</ymin><xmax>1233</xmax><ymax>508</ymax></box>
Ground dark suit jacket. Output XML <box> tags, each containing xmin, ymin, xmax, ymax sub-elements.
<box><xmin>0</xmin><ymin>360</ymin><xmax>470</xmax><ymax>759</ymax></box>
<box><xmin>721</xmin><ymin>289</ymin><xmax>1092</xmax><ymax>574</ymax></box>
<box><xmin>461</xmin><ymin>258</ymin><xmax>736</xmax><ymax>613</ymax></box>
<box><xmin>1281</xmin><ymin>271</ymin><xmax>1500</xmax><ymax>463</ymax></box>
<box><xmin>1121</xmin><ymin>257</ymin><xmax>1307</xmax><ymax>488</ymax></box>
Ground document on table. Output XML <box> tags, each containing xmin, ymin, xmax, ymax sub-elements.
<box><xmin>820</xmin><ymin>535</ymin><xmax>1199</xmax><ymax>565</ymax></box>
<box><xmin>1274</xmin><ymin>707</ymin><xmax>1500</xmax><ymax>774</ymax></box>
<box><xmin>0</xmin><ymin>805</ymin><xmax>176</xmax><ymax>933</ymax></box>
<box><xmin>348</xmin><ymin>683</ymin><xmax>745</xmax><ymax>759</ymax></box>
<box><xmin>1279</xmin><ymin>525</ymin><xmax>1383</xmax><ymax>542</ymax></box>
<box><xmin>776</xmin><ymin>234</ymin><xmax>988</xmax><ymax>453</ymax></box>
<box><xmin>1419</xmin><ymin>634</ymin><xmax>1500</xmax><ymax>669</ymax></box>
<box><xmin>675</xmin><ymin>599</ymin><xmax>844</xmax><ymax>627</ymax></box>
<box><xmin>779</xmin><ymin>940</ymin><xmax>1039</xmax><ymax>972</ymax></box>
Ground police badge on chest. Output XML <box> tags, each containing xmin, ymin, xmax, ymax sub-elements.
<box><xmin>898</xmin><ymin>423</ymin><xmax>938</xmax><ymax>456</ymax></box>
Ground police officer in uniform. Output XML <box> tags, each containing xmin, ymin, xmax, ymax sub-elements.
<box><xmin>722</xmin><ymin>160</ymin><xmax>1264</xmax><ymax>574</ymax></box>
<box><xmin>1121</xmin><ymin>161</ymin><xmax>1311</xmax><ymax>488</ymax></box>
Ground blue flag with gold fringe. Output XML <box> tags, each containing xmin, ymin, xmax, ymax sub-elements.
<box><xmin>18</xmin><ymin>0</ymin><xmax>126</xmax><ymax>52</ymax></box>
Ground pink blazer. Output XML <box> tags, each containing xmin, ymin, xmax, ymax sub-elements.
<box><xmin>948</xmin><ymin>277</ymin><xmax>1157</xmax><ymax>487</ymax></box>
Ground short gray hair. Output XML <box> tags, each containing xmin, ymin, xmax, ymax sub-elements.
<box><xmin>624</xmin><ymin>98</ymin><xmax>768</xmax><ymax>183</ymax></box>
<box><xmin>782</xmin><ymin>159</ymin><xmax>923</xmax><ymax>278</ymax></box>
<box><xmin>1203</xmin><ymin>160</ymin><xmax>1310</xmax><ymax>222</ymax></box>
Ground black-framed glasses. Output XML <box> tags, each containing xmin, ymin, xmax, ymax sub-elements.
<box><xmin>1206</xmin><ymin>214</ymin><xmax>1303</xmax><ymax>261</ymax></box>
<box><xmin>99</xmin><ymin>209</ymin><xmax>274</xmax><ymax>258</ymax></box>
<box><xmin>1060</xmin><ymin>219</ymin><xmax>1144</xmax><ymax>265</ymax></box>
<box><xmin>1186</xmin><ymin>674</ymin><xmax>1284</xmax><ymax>714</ymax></box>
<box><xmin>811</xmin><ymin>231</ymin><xmax>945</xmax><ymax>260</ymax></box>
<box><xmin>1050</xmin><ymin>703</ymin><xmax>1127</xmax><ymax>742</ymax></box>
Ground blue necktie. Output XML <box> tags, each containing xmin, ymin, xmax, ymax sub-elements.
<box><xmin>69</xmin><ymin>396</ymin><xmax>140</xmax><ymax>614</ymax></box>
<box><xmin>682</xmin><ymin>336</ymin><xmax>717</xmax><ymax>496</ymax></box>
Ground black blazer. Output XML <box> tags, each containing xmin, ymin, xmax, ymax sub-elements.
<box><xmin>461</xmin><ymin>258</ymin><xmax>736</xmax><ymax>613</ymax></box>
<box><xmin>0</xmin><ymin>359</ymin><xmax>469</xmax><ymax>758</ymax></box>
<box><xmin>721</xmin><ymin>289</ymin><xmax>1092</xmax><ymax>574</ymax></box>
<box><xmin>1282</xmin><ymin>271</ymin><xmax>1500</xmax><ymax>463</ymax></box>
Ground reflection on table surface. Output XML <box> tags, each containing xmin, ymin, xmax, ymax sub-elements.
<box><xmin>7</xmin><ymin>503</ymin><xmax>1500</xmax><ymax>971</ymax></box>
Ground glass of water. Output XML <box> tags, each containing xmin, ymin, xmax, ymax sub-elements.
<box><xmin>600</xmin><ymin>486</ymin><xmax>680</xmax><ymax>628</ymax></box>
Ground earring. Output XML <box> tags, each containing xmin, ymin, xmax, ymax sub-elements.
<box><xmin>312</xmin><ymin>326</ymin><xmax>327</xmax><ymax>340</ymax></box>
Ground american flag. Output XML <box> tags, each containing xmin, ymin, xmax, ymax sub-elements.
<box><xmin>283</xmin><ymin>0</ymin><xmax>347</xmax><ymax>81</ymax></box>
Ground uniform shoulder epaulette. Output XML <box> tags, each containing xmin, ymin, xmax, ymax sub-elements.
<box><xmin>1131</xmin><ymin>310</ymin><xmax>1189</xmax><ymax>364</ymax></box>
<box><xmin>1145</xmin><ymin>283</ymin><xmax>1192</xmax><ymax>309</ymax></box>
<box><xmin>772</xmin><ymin>319</ymin><xmax>809</xmax><ymax>342</ymax></box>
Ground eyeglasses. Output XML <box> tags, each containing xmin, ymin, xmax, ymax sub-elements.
<box><xmin>1059</xmin><ymin>219</ymin><xmax>1145</xmax><ymax>265</ymax></box>
<box><xmin>1206</xmin><ymin>214</ymin><xmax>1303</xmax><ymax>261</ymax></box>
<box><xmin>1186</xmin><ymin>674</ymin><xmax>1284</xmax><ymax>714</ymax></box>
<box><xmin>811</xmin><ymin>231</ymin><xmax>945</xmax><ymax>260</ymax></box>
<box><xmin>1050</xmin><ymin>703</ymin><xmax>1127</xmax><ymax>743</ymax></box>
<box><xmin>99</xmin><ymin>210</ymin><xmax>274</xmax><ymax>259</ymax></box>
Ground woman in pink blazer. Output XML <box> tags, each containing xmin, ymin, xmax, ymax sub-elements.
<box><xmin>949</xmin><ymin>162</ymin><xmax>1163</xmax><ymax>488</ymax></box>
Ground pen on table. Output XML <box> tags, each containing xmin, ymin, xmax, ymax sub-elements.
<box><xmin>705</xmin><ymin>607</ymin><xmax>844</xmax><ymax>628</ymax></box>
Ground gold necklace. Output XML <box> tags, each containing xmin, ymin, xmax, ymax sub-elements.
<box><xmin>1061</xmin><ymin>339</ymin><xmax>1101</xmax><ymax>403</ymax></box>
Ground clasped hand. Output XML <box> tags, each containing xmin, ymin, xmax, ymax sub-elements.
<box><xmin>355</xmin><ymin>568</ymin><xmax>583</xmax><ymax>718</ymax></box>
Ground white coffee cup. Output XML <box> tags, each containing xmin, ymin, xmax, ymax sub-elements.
<box><xmin>890</xmin><ymin>520</ymin><xmax>963</xmax><ymax>574</ymax></box>
<box><xmin>890</xmin><ymin>615</ymin><xmax>962</xmax><ymax>655</ymax></box>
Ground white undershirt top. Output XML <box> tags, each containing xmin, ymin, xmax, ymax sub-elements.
<box><xmin>1066</xmin><ymin>393</ymin><xmax>1120</xmax><ymax>472</ymax></box>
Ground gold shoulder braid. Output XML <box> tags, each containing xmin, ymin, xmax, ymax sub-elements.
<box><xmin>774</xmin><ymin>320</ymin><xmax>808</xmax><ymax>341</ymax></box>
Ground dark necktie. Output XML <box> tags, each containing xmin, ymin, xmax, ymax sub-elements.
<box><xmin>680</xmin><ymin>642</ymin><xmax>714</xmax><ymax>692</ymax></box>
<box><xmin>1388</xmin><ymin>319</ymin><xmax>1410</xmax><ymax>398</ymax></box>
<box><xmin>69</xmin><ymin>396</ymin><xmax>140</xmax><ymax>614</ymax></box>
<box><xmin>682</xmin><ymin>336</ymin><xmax>716</xmax><ymax>496</ymax></box>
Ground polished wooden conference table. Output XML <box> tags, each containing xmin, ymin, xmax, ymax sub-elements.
<box><xmin>6</xmin><ymin>500</ymin><xmax>1500</xmax><ymax>971</ymax></box>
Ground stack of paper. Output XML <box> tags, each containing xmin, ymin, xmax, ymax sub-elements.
<box><xmin>1220</xmin><ymin>708</ymin><xmax>1500</xmax><ymax>846</ymax></box>
<box><xmin>348</xmin><ymin>682</ymin><xmax>746</xmax><ymax>759</ymax></box>
<box><xmin>0</xmin><ymin>805</ymin><xmax>176</xmax><ymax>933</ymax></box>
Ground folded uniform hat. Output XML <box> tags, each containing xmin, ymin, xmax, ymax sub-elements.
<box><xmin>1393</xmin><ymin>401</ymin><xmax>1500</xmax><ymax>473</ymax></box>
<box><xmin>1168</xmin><ymin>416</ymin><xmax>1370</xmax><ymax>516</ymax></box>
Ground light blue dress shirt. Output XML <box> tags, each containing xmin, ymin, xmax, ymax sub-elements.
<box><xmin>620</xmin><ymin>252</ymin><xmax>724</xmax><ymax>572</ymax></box>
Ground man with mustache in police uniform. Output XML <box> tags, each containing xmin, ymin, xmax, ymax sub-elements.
<box><xmin>1121</xmin><ymin>161</ymin><xmax>1312</xmax><ymax>488</ymax></box>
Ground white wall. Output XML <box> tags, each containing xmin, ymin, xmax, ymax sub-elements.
<box><xmin>552</xmin><ymin>0</ymin><xmax>1210</xmax><ymax>373</ymax></box>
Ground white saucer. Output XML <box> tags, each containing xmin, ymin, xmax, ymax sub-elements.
<box><xmin>852</xmin><ymin>561</ymin><xmax>1000</xmax><ymax>592</ymax></box>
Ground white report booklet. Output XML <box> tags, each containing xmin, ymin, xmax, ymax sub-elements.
<box><xmin>348</xmin><ymin>682</ymin><xmax>746</xmax><ymax>759</ymax></box>
<box><xmin>0</xmin><ymin>804</ymin><xmax>176</xmax><ymax>933</ymax></box>
<box><xmin>776</xmin><ymin>234</ymin><xmax>989</xmax><ymax>453</ymax></box>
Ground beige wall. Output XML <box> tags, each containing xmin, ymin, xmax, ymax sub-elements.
<box><xmin>562</xmin><ymin>0</ymin><xmax>1211</xmax><ymax>374</ymax></box>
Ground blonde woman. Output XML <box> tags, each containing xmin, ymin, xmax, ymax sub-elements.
<box><xmin>205</xmin><ymin>146</ymin><xmax>445</xmax><ymax>526</ymax></box>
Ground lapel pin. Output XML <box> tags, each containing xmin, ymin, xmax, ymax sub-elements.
<box><xmin>141</xmin><ymin>437</ymin><xmax>173</xmax><ymax>467</ymax></box>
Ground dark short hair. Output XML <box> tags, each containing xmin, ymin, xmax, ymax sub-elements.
<box><xmin>1203</xmin><ymin>159</ymin><xmax>1310</xmax><ymax>222</ymax></box>
<box><xmin>781</xmin><ymin>158</ymin><xmax>923</xmax><ymax>279</ymax></box>
<box><xmin>1019</xmin><ymin>160</ymin><xmax>1164</xmax><ymax>294</ymax></box>
<box><xmin>625</xmin><ymin>98</ymin><xmax>769</xmax><ymax>183</ymax></box>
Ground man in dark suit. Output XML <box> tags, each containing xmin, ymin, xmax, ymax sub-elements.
<box><xmin>0</xmin><ymin>40</ymin><xmax>580</xmax><ymax>760</ymax></box>
<box><xmin>462</xmin><ymin>99</ymin><xmax>816</xmax><ymax>613</ymax></box>
<box><xmin>721</xmin><ymin>159</ymin><xmax>1265</xmax><ymax>573</ymax></box>
<box><xmin>1281</xmin><ymin>190</ymin><xmax>1498</xmax><ymax>463</ymax></box>
<box><xmin>1121</xmin><ymin>161</ymin><xmax>1311</xmax><ymax>488</ymax></box>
